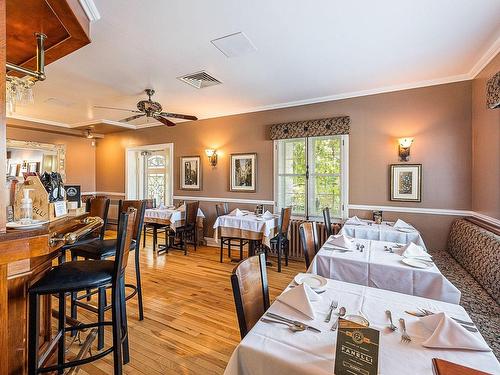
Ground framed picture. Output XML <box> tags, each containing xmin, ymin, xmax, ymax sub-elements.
<box><xmin>230</xmin><ymin>153</ymin><xmax>257</xmax><ymax>192</ymax></box>
<box><xmin>180</xmin><ymin>156</ymin><xmax>201</xmax><ymax>190</ymax></box>
<box><xmin>390</xmin><ymin>164</ymin><xmax>422</xmax><ymax>202</ymax></box>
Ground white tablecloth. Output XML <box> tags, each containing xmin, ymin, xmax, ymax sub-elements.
<box><xmin>213</xmin><ymin>212</ymin><xmax>278</xmax><ymax>247</ymax></box>
<box><xmin>224</xmin><ymin>279</ymin><xmax>499</xmax><ymax>375</ymax></box>
<box><xmin>309</xmin><ymin>238</ymin><xmax>460</xmax><ymax>304</ymax></box>
<box><xmin>144</xmin><ymin>207</ymin><xmax>205</xmax><ymax>228</ymax></box>
<box><xmin>340</xmin><ymin>221</ymin><xmax>427</xmax><ymax>250</ymax></box>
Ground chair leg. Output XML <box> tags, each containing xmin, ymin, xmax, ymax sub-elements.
<box><xmin>57</xmin><ymin>292</ymin><xmax>66</xmax><ymax>374</ymax></box>
<box><xmin>111</xmin><ymin>284</ymin><xmax>123</xmax><ymax>375</ymax></box>
<box><xmin>70</xmin><ymin>291</ymin><xmax>77</xmax><ymax>336</ymax></box>
<box><xmin>28</xmin><ymin>293</ymin><xmax>40</xmax><ymax>375</ymax></box>
<box><xmin>228</xmin><ymin>241</ymin><xmax>231</xmax><ymax>258</ymax></box>
<box><xmin>120</xmin><ymin>276</ymin><xmax>130</xmax><ymax>364</ymax></box>
<box><xmin>277</xmin><ymin>237</ymin><xmax>282</xmax><ymax>273</ymax></box>
<box><xmin>220</xmin><ymin>238</ymin><xmax>224</xmax><ymax>263</ymax></box>
<box><xmin>183</xmin><ymin>232</ymin><xmax>187</xmax><ymax>255</ymax></box>
<box><xmin>97</xmin><ymin>287</ymin><xmax>106</xmax><ymax>350</ymax></box>
<box><xmin>135</xmin><ymin>249</ymin><xmax>144</xmax><ymax>321</ymax></box>
<box><xmin>153</xmin><ymin>226</ymin><xmax>157</xmax><ymax>252</ymax></box>
<box><xmin>239</xmin><ymin>240</ymin><xmax>243</xmax><ymax>261</ymax></box>
<box><xmin>143</xmin><ymin>226</ymin><xmax>146</xmax><ymax>248</ymax></box>
<box><xmin>284</xmin><ymin>240</ymin><xmax>289</xmax><ymax>266</ymax></box>
<box><xmin>194</xmin><ymin>229</ymin><xmax>197</xmax><ymax>251</ymax></box>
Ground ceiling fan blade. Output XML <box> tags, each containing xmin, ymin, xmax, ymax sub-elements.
<box><xmin>154</xmin><ymin>115</ymin><xmax>176</xmax><ymax>127</ymax></box>
<box><xmin>94</xmin><ymin>105</ymin><xmax>142</xmax><ymax>113</ymax></box>
<box><xmin>120</xmin><ymin>114</ymin><xmax>146</xmax><ymax>123</ymax></box>
<box><xmin>160</xmin><ymin>112</ymin><xmax>198</xmax><ymax>121</ymax></box>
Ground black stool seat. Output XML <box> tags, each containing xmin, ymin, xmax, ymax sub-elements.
<box><xmin>71</xmin><ymin>239</ymin><xmax>136</xmax><ymax>259</ymax></box>
<box><xmin>30</xmin><ymin>260</ymin><xmax>114</xmax><ymax>294</ymax></box>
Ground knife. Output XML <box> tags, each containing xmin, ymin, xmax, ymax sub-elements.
<box><xmin>266</xmin><ymin>312</ymin><xmax>322</xmax><ymax>333</ymax></box>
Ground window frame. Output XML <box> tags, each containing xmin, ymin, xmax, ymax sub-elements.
<box><xmin>273</xmin><ymin>134</ymin><xmax>349</xmax><ymax>221</ymax></box>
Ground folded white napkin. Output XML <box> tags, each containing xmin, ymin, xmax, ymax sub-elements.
<box><xmin>262</xmin><ymin>210</ymin><xmax>274</xmax><ymax>220</ymax></box>
<box><xmin>230</xmin><ymin>208</ymin><xmax>244</xmax><ymax>217</ymax></box>
<box><xmin>393</xmin><ymin>219</ymin><xmax>414</xmax><ymax>229</ymax></box>
<box><xmin>326</xmin><ymin>234</ymin><xmax>354</xmax><ymax>250</ymax></box>
<box><xmin>344</xmin><ymin>216</ymin><xmax>367</xmax><ymax>226</ymax></box>
<box><xmin>421</xmin><ymin>312</ymin><xmax>490</xmax><ymax>351</ymax></box>
<box><xmin>277</xmin><ymin>283</ymin><xmax>321</xmax><ymax>319</ymax></box>
<box><xmin>401</xmin><ymin>242</ymin><xmax>431</xmax><ymax>260</ymax></box>
<box><xmin>177</xmin><ymin>204</ymin><xmax>186</xmax><ymax>211</ymax></box>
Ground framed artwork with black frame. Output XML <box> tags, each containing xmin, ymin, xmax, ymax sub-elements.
<box><xmin>230</xmin><ymin>153</ymin><xmax>257</xmax><ymax>192</ymax></box>
<box><xmin>390</xmin><ymin>164</ymin><xmax>422</xmax><ymax>202</ymax></box>
<box><xmin>180</xmin><ymin>156</ymin><xmax>202</xmax><ymax>190</ymax></box>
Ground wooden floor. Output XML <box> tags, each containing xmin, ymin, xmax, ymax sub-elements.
<box><xmin>63</xmin><ymin>234</ymin><xmax>305</xmax><ymax>374</ymax></box>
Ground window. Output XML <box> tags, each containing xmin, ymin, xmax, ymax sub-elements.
<box><xmin>274</xmin><ymin>135</ymin><xmax>348</xmax><ymax>219</ymax></box>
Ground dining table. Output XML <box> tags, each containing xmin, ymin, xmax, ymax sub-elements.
<box><xmin>340</xmin><ymin>220</ymin><xmax>427</xmax><ymax>250</ymax></box>
<box><xmin>308</xmin><ymin>237</ymin><xmax>461</xmax><ymax>304</ymax></box>
<box><xmin>213</xmin><ymin>210</ymin><xmax>279</xmax><ymax>254</ymax></box>
<box><xmin>224</xmin><ymin>278</ymin><xmax>500</xmax><ymax>375</ymax></box>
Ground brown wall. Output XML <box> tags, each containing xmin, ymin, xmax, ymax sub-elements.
<box><xmin>96</xmin><ymin>81</ymin><xmax>472</xmax><ymax>250</ymax></box>
<box><xmin>6</xmin><ymin>126</ymin><xmax>96</xmax><ymax>192</ymax></box>
<box><xmin>471</xmin><ymin>52</ymin><xmax>500</xmax><ymax>219</ymax></box>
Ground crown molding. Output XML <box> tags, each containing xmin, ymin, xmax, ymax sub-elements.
<box><xmin>79</xmin><ymin>0</ymin><xmax>101</xmax><ymax>22</ymax></box>
<box><xmin>7</xmin><ymin>113</ymin><xmax>71</xmax><ymax>128</ymax></box>
<box><xmin>69</xmin><ymin>118</ymin><xmax>137</xmax><ymax>130</ymax></box>
<box><xmin>469</xmin><ymin>34</ymin><xmax>500</xmax><ymax>78</ymax></box>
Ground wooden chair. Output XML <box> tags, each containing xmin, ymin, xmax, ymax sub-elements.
<box><xmin>230</xmin><ymin>253</ymin><xmax>270</xmax><ymax>339</ymax></box>
<box><xmin>323</xmin><ymin>207</ymin><xmax>333</xmax><ymax>237</ymax></box>
<box><xmin>166</xmin><ymin>201</ymin><xmax>199</xmax><ymax>255</ymax></box>
<box><xmin>142</xmin><ymin>198</ymin><xmax>168</xmax><ymax>251</ymax></box>
<box><xmin>299</xmin><ymin>221</ymin><xmax>319</xmax><ymax>270</ymax></box>
<box><xmin>269</xmin><ymin>207</ymin><xmax>292</xmax><ymax>272</ymax></box>
<box><xmin>216</xmin><ymin>203</ymin><xmax>249</xmax><ymax>262</ymax></box>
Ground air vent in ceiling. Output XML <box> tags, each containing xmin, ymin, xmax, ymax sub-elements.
<box><xmin>177</xmin><ymin>71</ymin><xmax>222</xmax><ymax>89</ymax></box>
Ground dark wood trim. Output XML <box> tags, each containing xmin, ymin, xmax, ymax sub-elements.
<box><xmin>465</xmin><ymin>216</ymin><xmax>500</xmax><ymax>236</ymax></box>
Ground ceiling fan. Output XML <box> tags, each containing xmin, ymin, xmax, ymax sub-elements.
<box><xmin>94</xmin><ymin>89</ymin><xmax>198</xmax><ymax>126</ymax></box>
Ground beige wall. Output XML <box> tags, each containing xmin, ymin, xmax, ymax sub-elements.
<box><xmin>471</xmin><ymin>52</ymin><xmax>500</xmax><ymax>219</ymax></box>
<box><xmin>96</xmin><ymin>81</ymin><xmax>472</xmax><ymax>250</ymax></box>
<box><xmin>6</xmin><ymin>126</ymin><xmax>96</xmax><ymax>192</ymax></box>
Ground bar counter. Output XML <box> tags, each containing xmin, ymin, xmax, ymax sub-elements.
<box><xmin>0</xmin><ymin>214</ymin><xmax>93</xmax><ymax>375</ymax></box>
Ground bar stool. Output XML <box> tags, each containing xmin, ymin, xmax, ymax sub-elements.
<box><xmin>69</xmin><ymin>200</ymin><xmax>146</xmax><ymax>349</ymax></box>
<box><xmin>28</xmin><ymin>208</ymin><xmax>136</xmax><ymax>375</ymax></box>
<box><xmin>58</xmin><ymin>196</ymin><xmax>110</xmax><ymax>264</ymax></box>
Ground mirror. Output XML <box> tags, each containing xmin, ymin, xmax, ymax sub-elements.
<box><xmin>6</xmin><ymin>139</ymin><xmax>66</xmax><ymax>181</ymax></box>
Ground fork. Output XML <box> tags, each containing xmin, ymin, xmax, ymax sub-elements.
<box><xmin>399</xmin><ymin>318</ymin><xmax>411</xmax><ymax>343</ymax></box>
<box><xmin>324</xmin><ymin>300</ymin><xmax>338</xmax><ymax>323</ymax></box>
<box><xmin>385</xmin><ymin>310</ymin><xmax>397</xmax><ymax>331</ymax></box>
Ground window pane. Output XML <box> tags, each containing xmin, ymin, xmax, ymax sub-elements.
<box><xmin>279</xmin><ymin>138</ymin><xmax>306</xmax><ymax>175</ymax></box>
<box><xmin>313</xmin><ymin>136</ymin><xmax>341</xmax><ymax>175</ymax></box>
<box><xmin>308</xmin><ymin>175</ymin><xmax>341</xmax><ymax>217</ymax></box>
<box><xmin>279</xmin><ymin>175</ymin><xmax>306</xmax><ymax>215</ymax></box>
<box><xmin>147</xmin><ymin>155</ymin><xmax>165</xmax><ymax>168</ymax></box>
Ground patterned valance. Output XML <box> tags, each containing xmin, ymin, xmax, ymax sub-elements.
<box><xmin>269</xmin><ymin>116</ymin><xmax>350</xmax><ymax>140</ymax></box>
<box><xmin>487</xmin><ymin>71</ymin><xmax>500</xmax><ymax>109</ymax></box>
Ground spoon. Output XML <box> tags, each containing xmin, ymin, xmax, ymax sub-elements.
<box><xmin>331</xmin><ymin>306</ymin><xmax>346</xmax><ymax>331</ymax></box>
<box><xmin>260</xmin><ymin>317</ymin><xmax>305</xmax><ymax>332</ymax></box>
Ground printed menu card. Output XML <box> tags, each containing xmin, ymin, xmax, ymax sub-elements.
<box><xmin>334</xmin><ymin>318</ymin><xmax>380</xmax><ymax>375</ymax></box>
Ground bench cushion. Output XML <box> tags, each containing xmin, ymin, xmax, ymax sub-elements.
<box><xmin>432</xmin><ymin>249</ymin><xmax>500</xmax><ymax>359</ymax></box>
<box><xmin>447</xmin><ymin>219</ymin><xmax>500</xmax><ymax>304</ymax></box>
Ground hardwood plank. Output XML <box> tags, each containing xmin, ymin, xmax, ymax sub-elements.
<box><xmin>61</xmin><ymin>233</ymin><xmax>304</xmax><ymax>374</ymax></box>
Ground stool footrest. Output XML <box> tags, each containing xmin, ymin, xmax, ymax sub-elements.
<box><xmin>38</xmin><ymin>346</ymin><xmax>114</xmax><ymax>373</ymax></box>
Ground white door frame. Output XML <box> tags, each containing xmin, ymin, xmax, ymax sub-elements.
<box><xmin>125</xmin><ymin>143</ymin><xmax>174</xmax><ymax>204</ymax></box>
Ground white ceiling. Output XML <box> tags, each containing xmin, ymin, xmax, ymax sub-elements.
<box><xmin>8</xmin><ymin>0</ymin><xmax>500</xmax><ymax>128</ymax></box>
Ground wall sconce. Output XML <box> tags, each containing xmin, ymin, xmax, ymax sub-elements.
<box><xmin>205</xmin><ymin>149</ymin><xmax>218</xmax><ymax>167</ymax></box>
<box><xmin>398</xmin><ymin>137</ymin><xmax>413</xmax><ymax>162</ymax></box>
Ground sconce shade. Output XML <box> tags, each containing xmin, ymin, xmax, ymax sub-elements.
<box><xmin>205</xmin><ymin>149</ymin><xmax>218</xmax><ymax>167</ymax></box>
<box><xmin>398</xmin><ymin>137</ymin><xmax>413</xmax><ymax>148</ymax></box>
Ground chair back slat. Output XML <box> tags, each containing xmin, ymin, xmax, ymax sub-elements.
<box><xmin>279</xmin><ymin>207</ymin><xmax>292</xmax><ymax>236</ymax></box>
<box><xmin>299</xmin><ymin>222</ymin><xmax>318</xmax><ymax>269</ymax></box>
<box><xmin>323</xmin><ymin>207</ymin><xmax>332</xmax><ymax>237</ymax></box>
<box><xmin>119</xmin><ymin>200</ymin><xmax>146</xmax><ymax>243</ymax></box>
<box><xmin>231</xmin><ymin>253</ymin><xmax>269</xmax><ymax>338</ymax></box>
<box><xmin>86</xmin><ymin>197</ymin><xmax>110</xmax><ymax>240</ymax></box>
<box><xmin>185</xmin><ymin>201</ymin><xmax>199</xmax><ymax>225</ymax></box>
<box><xmin>114</xmin><ymin>208</ymin><xmax>137</xmax><ymax>279</ymax></box>
<box><xmin>215</xmin><ymin>203</ymin><xmax>229</xmax><ymax>217</ymax></box>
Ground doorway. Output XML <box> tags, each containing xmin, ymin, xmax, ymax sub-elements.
<box><xmin>125</xmin><ymin>143</ymin><xmax>173</xmax><ymax>206</ymax></box>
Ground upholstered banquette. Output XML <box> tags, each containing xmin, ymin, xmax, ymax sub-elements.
<box><xmin>431</xmin><ymin>217</ymin><xmax>500</xmax><ymax>359</ymax></box>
